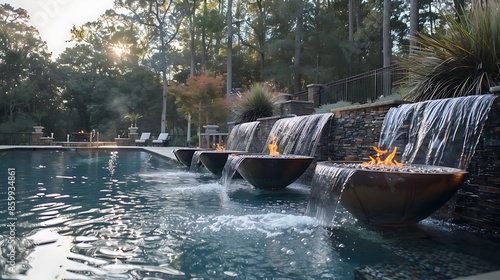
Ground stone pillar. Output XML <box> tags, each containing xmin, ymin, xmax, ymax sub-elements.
<box><xmin>490</xmin><ymin>85</ymin><xmax>500</xmax><ymax>94</ymax></box>
<box><xmin>307</xmin><ymin>84</ymin><xmax>323</xmax><ymax>108</ymax></box>
<box><xmin>32</xmin><ymin>132</ymin><xmax>43</xmax><ymax>145</ymax></box>
<box><xmin>129</xmin><ymin>133</ymin><xmax>139</xmax><ymax>140</ymax></box>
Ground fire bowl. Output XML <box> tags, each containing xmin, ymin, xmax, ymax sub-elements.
<box><xmin>237</xmin><ymin>155</ymin><xmax>314</xmax><ymax>189</ymax></box>
<box><xmin>173</xmin><ymin>148</ymin><xmax>211</xmax><ymax>167</ymax></box>
<box><xmin>198</xmin><ymin>151</ymin><xmax>249</xmax><ymax>176</ymax></box>
<box><xmin>320</xmin><ymin>161</ymin><xmax>468</xmax><ymax>227</ymax></box>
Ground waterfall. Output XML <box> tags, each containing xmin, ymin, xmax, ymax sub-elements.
<box><xmin>220</xmin><ymin>154</ymin><xmax>246</xmax><ymax>187</ymax></box>
<box><xmin>220</xmin><ymin>114</ymin><xmax>333</xmax><ymax>186</ymax></box>
<box><xmin>305</xmin><ymin>163</ymin><xmax>355</xmax><ymax>227</ymax></box>
<box><xmin>189</xmin><ymin>150</ymin><xmax>204</xmax><ymax>172</ymax></box>
<box><xmin>190</xmin><ymin>122</ymin><xmax>259</xmax><ymax>172</ymax></box>
<box><xmin>263</xmin><ymin>113</ymin><xmax>333</xmax><ymax>156</ymax></box>
<box><xmin>307</xmin><ymin>94</ymin><xmax>495</xmax><ymax>226</ymax></box>
<box><xmin>379</xmin><ymin>94</ymin><xmax>495</xmax><ymax>169</ymax></box>
<box><xmin>226</xmin><ymin>121</ymin><xmax>260</xmax><ymax>151</ymax></box>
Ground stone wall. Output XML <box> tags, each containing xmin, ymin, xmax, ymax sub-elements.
<box><xmin>328</xmin><ymin>101</ymin><xmax>410</xmax><ymax>161</ymax></box>
<box><xmin>454</xmin><ymin>95</ymin><xmax>500</xmax><ymax>231</ymax></box>
<box><xmin>277</xmin><ymin>100</ymin><xmax>315</xmax><ymax>116</ymax></box>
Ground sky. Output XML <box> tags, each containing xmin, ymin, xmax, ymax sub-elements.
<box><xmin>3</xmin><ymin>0</ymin><xmax>115</xmax><ymax>59</ymax></box>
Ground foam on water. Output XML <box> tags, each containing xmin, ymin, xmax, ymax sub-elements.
<box><xmin>207</xmin><ymin>213</ymin><xmax>318</xmax><ymax>238</ymax></box>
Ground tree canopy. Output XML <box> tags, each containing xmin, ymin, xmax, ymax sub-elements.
<box><xmin>0</xmin><ymin>0</ymin><xmax>483</xmax><ymax>143</ymax></box>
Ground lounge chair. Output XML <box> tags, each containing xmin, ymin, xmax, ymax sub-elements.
<box><xmin>135</xmin><ymin>132</ymin><xmax>151</xmax><ymax>146</ymax></box>
<box><xmin>152</xmin><ymin>133</ymin><xmax>170</xmax><ymax>146</ymax></box>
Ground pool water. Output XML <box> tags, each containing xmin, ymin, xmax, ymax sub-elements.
<box><xmin>1</xmin><ymin>149</ymin><xmax>500</xmax><ymax>279</ymax></box>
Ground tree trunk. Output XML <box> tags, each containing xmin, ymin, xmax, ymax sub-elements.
<box><xmin>293</xmin><ymin>1</ymin><xmax>304</xmax><ymax>92</ymax></box>
<box><xmin>409</xmin><ymin>0</ymin><xmax>418</xmax><ymax>53</ymax></box>
<box><xmin>382</xmin><ymin>0</ymin><xmax>392</xmax><ymax>97</ymax></box>
<box><xmin>201</xmin><ymin>0</ymin><xmax>207</xmax><ymax>74</ymax></box>
<box><xmin>382</xmin><ymin>0</ymin><xmax>391</xmax><ymax>68</ymax></box>
<box><xmin>226</xmin><ymin>0</ymin><xmax>233</xmax><ymax>97</ymax></box>
<box><xmin>348</xmin><ymin>0</ymin><xmax>354</xmax><ymax>41</ymax></box>
<box><xmin>189</xmin><ymin>2</ymin><xmax>196</xmax><ymax>76</ymax></box>
<box><xmin>161</xmin><ymin>69</ymin><xmax>167</xmax><ymax>133</ymax></box>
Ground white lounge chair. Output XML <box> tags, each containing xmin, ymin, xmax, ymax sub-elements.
<box><xmin>135</xmin><ymin>132</ymin><xmax>151</xmax><ymax>146</ymax></box>
<box><xmin>152</xmin><ymin>133</ymin><xmax>170</xmax><ymax>146</ymax></box>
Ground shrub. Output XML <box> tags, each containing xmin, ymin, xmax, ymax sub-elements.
<box><xmin>232</xmin><ymin>83</ymin><xmax>282</xmax><ymax>123</ymax></box>
<box><xmin>398</xmin><ymin>2</ymin><xmax>500</xmax><ymax>101</ymax></box>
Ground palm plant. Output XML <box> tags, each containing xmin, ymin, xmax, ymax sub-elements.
<box><xmin>398</xmin><ymin>2</ymin><xmax>500</xmax><ymax>101</ymax></box>
<box><xmin>124</xmin><ymin>112</ymin><xmax>142</xmax><ymax>127</ymax></box>
<box><xmin>232</xmin><ymin>83</ymin><xmax>281</xmax><ymax>123</ymax></box>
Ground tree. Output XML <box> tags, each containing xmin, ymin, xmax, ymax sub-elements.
<box><xmin>0</xmin><ymin>4</ymin><xmax>54</xmax><ymax>130</ymax></box>
<box><xmin>116</xmin><ymin>0</ymin><xmax>185</xmax><ymax>133</ymax></box>
<box><xmin>170</xmin><ymin>75</ymin><xmax>230</xmax><ymax>127</ymax></box>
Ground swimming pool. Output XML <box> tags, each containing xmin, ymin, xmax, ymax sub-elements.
<box><xmin>1</xmin><ymin>149</ymin><xmax>499</xmax><ymax>279</ymax></box>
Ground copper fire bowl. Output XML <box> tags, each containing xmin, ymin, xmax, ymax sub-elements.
<box><xmin>198</xmin><ymin>150</ymin><xmax>249</xmax><ymax>176</ymax></box>
<box><xmin>321</xmin><ymin>161</ymin><xmax>468</xmax><ymax>227</ymax></box>
<box><xmin>173</xmin><ymin>148</ymin><xmax>210</xmax><ymax>167</ymax></box>
<box><xmin>237</xmin><ymin>155</ymin><xmax>314</xmax><ymax>189</ymax></box>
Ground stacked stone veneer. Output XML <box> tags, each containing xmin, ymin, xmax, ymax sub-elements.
<box><xmin>454</xmin><ymin>95</ymin><xmax>500</xmax><ymax>231</ymax></box>
<box><xmin>328</xmin><ymin>100</ymin><xmax>411</xmax><ymax>161</ymax></box>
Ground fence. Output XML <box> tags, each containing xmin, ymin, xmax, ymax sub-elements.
<box><xmin>0</xmin><ymin>133</ymin><xmax>32</xmax><ymax>145</ymax></box>
<box><xmin>319</xmin><ymin>65</ymin><xmax>408</xmax><ymax>106</ymax></box>
<box><xmin>291</xmin><ymin>65</ymin><xmax>408</xmax><ymax>106</ymax></box>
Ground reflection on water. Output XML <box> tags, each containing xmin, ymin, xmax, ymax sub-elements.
<box><xmin>0</xmin><ymin>149</ymin><xmax>499</xmax><ymax>279</ymax></box>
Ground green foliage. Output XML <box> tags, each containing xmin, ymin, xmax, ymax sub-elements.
<box><xmin>32</xmin><ymin>111</ymin><xmax>47</xmax><ymax>126</ymax></box>
<box><xmin>232</xmin><ymin>83</ymin><xmax>281</xmax><ymax>123</ymax></box>
<box><xmin>124</xmin><ymin>112</ymin><xmax>142</xmax><ymax>127</ymax></box>
<box><xmin>170</xmin><ymin>75</ymin><xmax>229</xmax><ymax>127</ymax></box>
<box><xmin>398</xmin><ymin>2</ymin><xmax>500</xmax><ymax>101</ymax></box>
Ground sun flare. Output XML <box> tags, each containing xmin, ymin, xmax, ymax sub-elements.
<box><xmin>112</xmin><ymin>45</ymin><xmax>128</xmax><ymax>57</ymax></box>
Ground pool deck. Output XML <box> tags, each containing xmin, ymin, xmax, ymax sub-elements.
<box><xmin>454</xmin><ymin>271</ymin><xmax>500</xmax><ymax>280</ymax></box>
<box><xmin>1</xmin><ymin>144</ymin><xmax>500</xmax><ymax>280</ymax></box>
<box><xmin>0</xmin><ymin>145</ymin><xmax>181</xmax><ymax>162</ymax></box>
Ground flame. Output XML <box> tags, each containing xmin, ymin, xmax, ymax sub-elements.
<box><xmin>268</xmin><ymin>136</ymin><xmax>279</xmax><ymax>156</ymax></box>
<box><xmin>362</xmin><ymin>146</ymin><xmax>403</xmax><ymax>167</ymax></box>
<box><xmin>216</xmin><ymin>143</ymin><xmax>225</xmax><ymax>151</ymax></box>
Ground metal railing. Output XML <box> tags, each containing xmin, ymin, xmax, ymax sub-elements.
<box><xmin>0</xmin><ymin>133</ymin><xmax>32</xmax><ymax>145</ymax></box>
<box><xmin>290</xmin><ymin>65</ymin><xmax>408</xmax><ymax>106</ymax></box>
<box><xmin>319</xmin><ymin>65</ymin><xmax>408</xmax><ymax>106</ymax></box>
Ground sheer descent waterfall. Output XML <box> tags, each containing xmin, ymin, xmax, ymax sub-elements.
<box><xmin>191</xmin><ymin>121</ymin><xmax>260</xmax><ymax>172</ymax></box>
<box><xmin>306</xmin><ymin>164</ymin><xmax>355</xmax><ymax>226</ymax></box>
<box><xmin>226</xmin><ymin>121</ymin><xmax>260</xmax><ymax>151</ymax></box>
<box><xmin>222</xmin><ymin>113</ymin><xmax>333</xmax><ymax>186</ymax></box>
<box><xmin>263</xmin><ymin>113</ymin><xmax>333</xmax><ymax>156</ymax></box>
<box><xmin>379</xmin><ymin>94</ymin><xmax>495</xmax><ymax>169</ymax></box>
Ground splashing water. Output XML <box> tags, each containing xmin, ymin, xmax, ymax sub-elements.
<box><xmin>220</xmin><ymin>154</ymin><xmax>246</xmax><ymax>187</ymax></box>
<box><xmin>220</xmin><ymin>114</ymin><xmax>333</xmax><ymax>186</ymax></box>
<box><xmin>192</xmin><ymin>122</ymin><xmax>260</xmax><ymax>173</ymax></box>
<box><xmin>379</xmin><ymin>94</ymin><xmax>495</xmax><ymax>169</ymax></box>
<box><xmin>106</xmin><ymin>151</ymin><xmax>118</xmax><ymax>176</ymax></box>
<box><xmin>189</xmin><ymin>150</ymin><xmax>204</xmax><ymax>172</ymax></box>
<box><xmin>226</xmin><ymin>121</ymin><xmax>260</xmax><ymax>151</ymax></box>
<box><xmin>263</xmin><ymin>113</ymin><xmax>333</xmax><ymax>156</ymax></box>
<box><xmin>308</xmin><ymin>94</ymin><xmax>496</xmax><ymax>227</ymax></box>
<box><xmin>306</xmin><ymin>163</ymin><xmax>356</xmax><ymax>227</ymax></box>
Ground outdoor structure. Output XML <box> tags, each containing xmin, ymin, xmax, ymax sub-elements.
<box><xmin>304</xmin><ymin>85</ymin><xmax>500</xmax><ymax>232</ymax></box>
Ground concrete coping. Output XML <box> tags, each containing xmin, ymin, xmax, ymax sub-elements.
<box><xmin>331</xmin><ymin>100</ymin><xmax>413</xmax><ymax>113</ymax></box>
